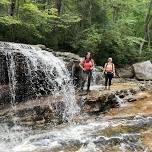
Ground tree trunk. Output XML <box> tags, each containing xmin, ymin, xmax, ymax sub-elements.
<box><xmin>55</xmin><ymin>0</ymin><xmax>62</xmax><ymax>15</ymax></box>
<box><xmin>16</xmin><ymin>0</ymin><xmax>20</xmax><ymax>18</ymax></box>
<box><xmin>8</xmin><ymin>0</ymin><xmax>16</xmax><ymax>16</ymax></box>
<box><xmin>147</xmin><ymin>16</ymin><xmax>152</xmax><ymax>50</ymax></box>
<box><xmin>140</xmin><ymin>0</ymin><xmax>152</xmax><ymax>54</ymax></box>
<box><xmin>88</xmin><ymin>0</ymin><xmax>92</xmax><ymax>25</ymax></box>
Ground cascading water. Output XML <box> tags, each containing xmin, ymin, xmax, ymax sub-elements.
<box><xmin>0</xmin><ymin>42</ymin><xmax>81</xmax><ymax>151</ymax></box>
<box><xmin>90</xmin><ymin>68</ymin><xmax>104</xmax><ymax>90</ymax></box>
<box><xmin>0</xmin><ymin>42</ymin><xmax>80</xmax><ymax>122</ymax></box>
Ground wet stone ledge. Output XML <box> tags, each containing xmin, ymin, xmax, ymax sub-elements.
<box><xmin>0</xmin><ymin>96</ymin><xmax>65</xmax><ymax>127</ymax></box>
<box><xmin>76</xmin><ymin>82</ymin><xmax>141</xmax><ymax>113</ymax></box>
<box><xmin>0</xmin><ymin>81</ymin><xmax>151</xmax><ymax>127</ymax></box>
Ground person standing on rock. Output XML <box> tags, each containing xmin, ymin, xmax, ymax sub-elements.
<box><xmin>79</xmin><ymin>52</ymin><xmax>94</xmax><ymax>92</ymax></box>
<box><xmin>103</xmin><ymin>57</ymin><xmax>115</xmax><ymax>90</ymax></box>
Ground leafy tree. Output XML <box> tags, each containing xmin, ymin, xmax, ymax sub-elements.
<box><xmin>0</xmin><ymin>0</ymin><xmax>152</xmax><ymax>66</ymax></box>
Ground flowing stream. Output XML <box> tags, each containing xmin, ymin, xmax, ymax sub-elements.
<box><xmin>0</xmin><ymin>114</ymin><xmax>152</xmax><ymax>152</ymax></box>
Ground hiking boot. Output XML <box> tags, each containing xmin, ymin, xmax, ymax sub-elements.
<box><xmin>86</xmin><ymin>89</ymin><xmax>91</xmax><ymax>93</ymax></box>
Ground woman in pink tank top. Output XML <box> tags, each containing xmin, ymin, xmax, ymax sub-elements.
<box><xmin>103</xmin><ymin>57</ymin><xmax>115</xmax><ymax>90</ymax></box>
<box><xmin>79</xmin><ymin>52</ymin><xmax>94</xmax><ymax>92</ymax></box>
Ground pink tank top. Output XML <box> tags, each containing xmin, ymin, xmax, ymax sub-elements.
<box><xmin>81</xmin><ymin>58</ymin><xmax>94</xmax><ymax>70</ymax></box>
<box><xmin>105</xmin><ymin>63</ymin><xmax>113</xmax><ymax>72</ymax></box>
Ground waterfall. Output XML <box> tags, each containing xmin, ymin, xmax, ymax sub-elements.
<box><xmin>0</xmin><ymin>42</ymin><xmax>80</xmax><ymax>122</ymax></box>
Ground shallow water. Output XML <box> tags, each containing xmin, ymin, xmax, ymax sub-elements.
<box><xmin>1</xmin><ymin>117</ymin><xmax>152</xmax><ymax>152</ymax></box>
<box><xmin>1</xmin><ymin>90</ymin><xmax>152</xmax><ymax>152</ymax></box>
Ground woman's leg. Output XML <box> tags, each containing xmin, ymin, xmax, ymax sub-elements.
<box><xmin>81</xmin><ymin>71</ymin><xmax>87</xmax><ymax>90</ymax></box>
<box><xmin>87</xmin><ymin>71</ymin><xmax>92</xmax><ymax>91</ymax></box>
<box><xmin>108</xmin><ymin>73</ymin><xmax>113</xmax><ymax>90</ymax></box>
<box><xmin>105</xmin><ymin>74</ymin><xmax>108</xmax><ymax>89</ymax></box>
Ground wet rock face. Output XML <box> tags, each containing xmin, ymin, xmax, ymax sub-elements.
<box><xmin>0</xmin><ymin>51</ymin><xmax>55</xmax><ymax>104</ymax></box>
<box><xmin>0</xmin><ymin>42</ymin><xmax>70</xmax><ymax>105</ymax></box>
<box><xmin>133</xmin><ymin>60</ymin><xmax>152</xmax><ymax>80</ymax></box>
<box><xmin>0</xmin><ymin>96</ymin><xmax>65</xmax><ymax>126</ymax></box>
<box><xmin>77</xmin><ymin>82</ymin><xmax>141</xmax><ymax>113</ymax></box>
<box><xmin>0</xmin><ymin>51</ymin><xmax>31</xmax><ymax>104</ymax></box>
<box><xmin>0</xmin><ymin>52</ymin><xmax>9</xmax><ymax>84</ymax></box>
<box><xmin>0</xmin><ymin>42</ymin><xmax>79</xmax><ymax>126</ymax></box>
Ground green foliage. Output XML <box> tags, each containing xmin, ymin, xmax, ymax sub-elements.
<box><xmin>0</xmin><ymin>0</ymin><xmax>9</xmax><ymax>16</ymax></box>
<box><xmin>0</xmin><ymin>16</ymin><xmax>21</xmax><ymax>25</ymax></box>
<box><xmin>77</xmin><ymin>26</ymin><xmax>102</xmax><ymax>51</ymax></box>
<box><xmin>0</xmin><ymin>0</ymin><xmax>152</xmax><ymax>66</ymax></box>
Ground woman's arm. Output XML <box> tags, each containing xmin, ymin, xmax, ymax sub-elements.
<box><xmin>79</xmin><ymin>58</ymin><xmax>85</xmax><ymax>71</ymax></box>
<box><xmin>90</xmin><ymin>59</ymin><xmax>95</xmax><ymax>70</ymax></box>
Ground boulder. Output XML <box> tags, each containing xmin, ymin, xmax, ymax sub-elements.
<box><xmin>133</xmin><ymin>61</ymin><xmax>152</xmax><ymax>80</ymax></box>
<box><xmin>117</xmin><ymin>67</ymin><xmax>134</xmax><ymax>78</ymax></box>
<box><xmin>35</xmin><ymin>44</ymin><xmax>46</xmax><ymax>50</ymax></box>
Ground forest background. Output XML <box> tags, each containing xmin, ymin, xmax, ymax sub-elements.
<box><xmin>0</xmin><ymin>0</ymin><xmax>152</xmax><ymax>66</ymax></box>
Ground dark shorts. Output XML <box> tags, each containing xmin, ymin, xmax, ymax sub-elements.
<box><xmin>105</xmin><ymin>72</ymin><xmax>113</xmax><ymax>86</ymax></box>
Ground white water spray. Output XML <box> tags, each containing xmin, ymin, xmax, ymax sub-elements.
<box><xmin>0</xmin><ymin>42</ymin><xmax>80</xmax><ymax>122</ymax></box>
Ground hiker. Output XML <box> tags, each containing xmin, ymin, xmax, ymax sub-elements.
<box><xmin>79</xmin><ymin>52</ymin><xmax>94</xmax><ymax>92</ymax></box>
<box><xmin>103</xmin><ymin>57</ymin><xmax>115</xmax><ymax>90</ymax></box>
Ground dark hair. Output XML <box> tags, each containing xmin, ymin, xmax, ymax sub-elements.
<box><xmin>85</xmin><ymin>52</ymin><xmax>92</xmax><ymax>60</ymax></box>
